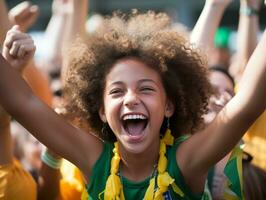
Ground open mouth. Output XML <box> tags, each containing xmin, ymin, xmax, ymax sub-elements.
<box><xmin>122</xmin><ymin>114</ymin><xmax>148</xmax><ymax>136</ymax></box>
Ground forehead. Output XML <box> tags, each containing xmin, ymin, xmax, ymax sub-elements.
<box><xmin>105</xmin><ymin>58</ymin><xmax>162</xmax><ymax>85</ymax></box>
<box><xmin>209</xmin><ymin>71</ymin><xmax>234</xmax><ymax>93</ymax></box>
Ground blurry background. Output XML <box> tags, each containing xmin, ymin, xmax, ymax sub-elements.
<box><xmin>6</xmin><ymin>0</ymin><xmax>266</xmax><ymax>31</ymax></box>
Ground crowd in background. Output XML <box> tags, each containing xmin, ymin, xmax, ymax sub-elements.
<box><xmin>0</xmin><ymin>0</ymin><xmax>265</xmax><ymax>199</ymax></box>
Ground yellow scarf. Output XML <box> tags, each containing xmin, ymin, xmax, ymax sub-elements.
<box><xmin>104</xmin><ymin>129</ymin><xmax>184</xmax><ymax>200</ymax></box>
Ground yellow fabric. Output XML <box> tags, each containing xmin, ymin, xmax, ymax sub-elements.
<box><xmin>104</xmin><ymin>143</ymin><xmax>125</xmax><ymax>200</ymax></box>
<box><xmin>143</xmin><ymin>177</ymin><xmax>156</xmax><ymax>200</ymax></box>
<box><xmin>243</xmin><ymin>111</ymin><xmax>266</xmax><ymax>170</ymax></box>
<box><xmin>59</xmin><ymin>159</ymin><xmax>84</xmax><ymax>200</ymax></box>
<box><xmin>104</xmin><ymin>128</ymin><xmax>184</xmax><ymax>200</ymax></box>
<box><xmin>0</xmin><ymin>159</ymin><xmax>37</xmax><ymax>200</ymax></box>
<box><xmin>81</xmin><ymin>188</ymin><xmax>89</xmax><ymax>200</ymax></box>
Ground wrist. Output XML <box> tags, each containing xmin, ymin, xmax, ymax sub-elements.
<box><xmin>41</xmin><ymin>149</ymin><xmax>63</xmax><ymax>169</ymax></box>
<box><xmin>240</xmin><ymin>0</ymin><xmax>260</xmax><ymax>10</ymax></box>
<box><xmin>240</xmin><ymin>5</ymin><xmax>259</xmax><ymax>16</ymax></box>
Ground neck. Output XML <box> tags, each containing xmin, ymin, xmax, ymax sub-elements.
<box><xmin>118</xmin><ymin>139</ymin><xmax>160</xmax><ymax>182</ymax></box>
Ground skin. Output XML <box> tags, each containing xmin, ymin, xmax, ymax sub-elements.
<box><xmin>205</xmin><ymin>71</ymin><xmax>234</xmax><ymax>124</ymax></box>
<box><xmin>0</xmin><ymin>26</ymin><xmax>265</xmax><ymax>195</ymax></box>
<box><xmin>99</xmin><ymin>58</ymin><xmax>174</xmax><ymax>181</ymax></box>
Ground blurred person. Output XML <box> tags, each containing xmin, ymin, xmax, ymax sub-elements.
<box><xmin>0</xmin><ymin>106</ymin><xmax>37</xmax><ymax>200</ymax></box>
<box><xmin>242</xmin><ymin>152</ymin><xmax>266</xmax><ymax>200</ymax></box>
<box><xmin>0</xmin><ymin>25</ymin><xmax>38</xmax><ymax>200</ymax></box>
<box><xmin>11</xmin><ymin>121</ymin><xmax>43</xmax><ymax>181</ymax></box>
<box><xmin>37</xmin><ymin>1</ymin><xmax>89</xmax><ymax>199</ymax></box>
<box><xmin>191</xmin><ymin>0</ymin><xmax>265</xmax><ymax>199</ymax></box>
<box><xmin>233</xmin><ymin>0</ymin><xmax>266</xmax><ymax>172</ymax></box>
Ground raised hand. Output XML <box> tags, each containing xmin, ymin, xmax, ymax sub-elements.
<box><xmin>2</xmin><ymin>25</ymin><xmax>35</xmax><ymax>72</ymax></box>
<box><xmin>8</xmin><ymin>1</ymin><xmax>39</xmax><ymax>32</ymax></box>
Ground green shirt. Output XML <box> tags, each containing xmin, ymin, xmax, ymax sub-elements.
<box><xmin>86</xmin><ymin>137</ymin><xmax>203</xmax><ymax>200</ymax></box>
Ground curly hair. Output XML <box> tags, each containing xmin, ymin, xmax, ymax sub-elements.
<box><xmin>63</xmin><ymin>11</ymin><xmax>211</xmax><ymax>142</ymax></box>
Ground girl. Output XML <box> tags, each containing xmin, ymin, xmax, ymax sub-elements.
<box><xmin>0</xmin><ymin>12</ymin><xmax>265</xmax><ymax>199</ymax></box>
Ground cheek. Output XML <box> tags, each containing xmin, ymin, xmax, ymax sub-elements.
<box><xmin>104</xmin><ymin>98</ymin><xmax>121</xmax><ymax>122</ymax></box>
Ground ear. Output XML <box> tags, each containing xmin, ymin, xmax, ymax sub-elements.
<box><xmin>165</xmin><ymin>99</ymin><xmax>175</xmax><ymax>117</ymax></box>
<box><xmin>98</xmin><ymin>106</ymin><xmax>107</xmax><ymax>122</ymax></box>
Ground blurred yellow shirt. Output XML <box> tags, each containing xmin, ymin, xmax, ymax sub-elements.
<box><xmin>0</xmin><ymin>159</ymin><xmax>37</xmax><ymax>200</ymax></box>
<box><xmin>243</xmin><ymin>111</ymin><xmax>266</xmax><ymax>170</ymax></box>
<box><xmin>59</xmin><ymin>159</ymin><xmax>85</xmax><ymax>200</ymax></box>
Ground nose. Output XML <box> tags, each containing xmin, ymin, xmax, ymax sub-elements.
<box><xmin>124</xmin><ymin>90</ymin><xmax>140</xmax><ymax>107</ymax></box>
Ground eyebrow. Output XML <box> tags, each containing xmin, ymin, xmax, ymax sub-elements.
<box><xmin>109</xmin><ymin>79</ymin><xmax>158</xmax><ymax>87</ymax></box>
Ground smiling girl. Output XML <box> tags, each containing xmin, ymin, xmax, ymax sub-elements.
<box><xmin>0</xmin><ymin>12</ymin><xmax>265</xmax><ymax>200</ymax></box>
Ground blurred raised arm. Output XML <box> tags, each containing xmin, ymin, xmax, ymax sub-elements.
<box><xmin>230</xmin><ymin>0</ymin><xmax>261</xmax><ymax>82</ymax></box>
<box><xmin>190</xmin><ymin>0</ymin><xmax>232</xmax><ymax>53</ymax></box>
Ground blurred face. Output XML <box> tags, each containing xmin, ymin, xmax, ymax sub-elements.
<box><xmin>205</xmin><ymin>71</ymin><xmax>234</xmax><ymax>124</ymax></box>
<box><xmin>99</xmin><ymin>58</ymin><xmax>174</xmax><ymax>154</ymax></box>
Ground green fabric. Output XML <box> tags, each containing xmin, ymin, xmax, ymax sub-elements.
<box><xmin>85</xmin><ymin>138</ymin><xmax>204</xmax><ymax>200</ymax></box>
<box><xmin>214</xmin><ymin>27</ymin><xmax>231</xmax><ymax>49</ymax></box>
<box><xmin>223</xmin><ymin>145</ymin><xmax>244</xmax><ymax>200</ymax></box>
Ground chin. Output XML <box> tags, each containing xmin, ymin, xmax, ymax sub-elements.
<box><xmin>122</xmin><ymin>141</ymin><xmax>148</xmax><ymax>155</ymax></box>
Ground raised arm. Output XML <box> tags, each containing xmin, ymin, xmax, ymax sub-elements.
<box><xmin>179</xmin><ymin>27</ymin><xmax>266</xmax><ymax>190</ymax></box>
<box><xmin>0</xmin><ymin>27</ymin><xmax>102</xmax><ymax>179</ymax></box>
<box><xmin>61</xmin><ymin>0</ymin><xmax>88</xmax><ymax>81</ymax></box>
<box><xmin>229</xmin><ymin>0</ymin><xmax>260</xmax><ymax>82</ymax></box>
<box><xmin>8</xmin><ymin>1</ymin><xmax>39</xmax><ymax>33</ymax></box>
<box><xmin>190</xmin><ymin>0</ymin><xmax>232</xmax><ymax>53</ymax></box>
<box><xmin>62</xmin><ymin>0</ymin><xmax>88</xmax><ymax>50</ymax></box>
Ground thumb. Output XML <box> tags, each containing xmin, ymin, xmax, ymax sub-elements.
<box><xmin>11</xmin><ymin>25</ymin><xmax>22</xmax><ymax>31</ymax></box>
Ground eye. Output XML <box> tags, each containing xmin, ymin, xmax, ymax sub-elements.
<box><xmin>139</xmin><ymin>86</ymin><xmax>155</xmax><ymax>93</ymax></box>
<box><xmin>109</xmin><ymin>88</ymin><xmax>124</xmax><ymax>96</ymax></box>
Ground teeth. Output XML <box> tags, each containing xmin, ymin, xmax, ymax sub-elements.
<box><xmin>123</xmin><ymin>114</ymin><xmax>146</xmax><ymax>120</ymax></box>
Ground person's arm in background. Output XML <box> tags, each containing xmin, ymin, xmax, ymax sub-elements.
<box><xmin>63</xmin><ymin>0</ymin><xmax>88</xmax><ymax>49</ymax></box>
<box><xmin>8</xmin><ymin>1</ymin><xmax>39</xmax><ymax>33</ymax></box>
<box><xmin>190</xmin><ymin>0</ymin><xmax>232</xmax><ymax>54</ymax></box>
<box><xmin>229</xmin><ymin>0</ymin><xmax>261</xmax><ymax>83</ymax></box>
<box><xmin>0</xmin><ymin>1</ymin><xmax>52</xmax><ymax>107</ymax></box>
<box><xmin>40</xmin><ymin>0</ymin><xmax>73</xmax><ymax>75</ymax></box>
<box><xmin>38</xmin><ymin>149</ymin><xmax>62</xmax><ymax>200</ymax></box>
<box><xmin>61</xmin><ymin>0</ymin><xmax>88</xmax><ymax>81</ymax></box>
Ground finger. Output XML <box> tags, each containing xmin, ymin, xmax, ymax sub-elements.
<box><xmin>9</xmin><ymin>37</ymin><xmax>33</xmax><ymax>57</ymax></box>
<box><xmin>5</xmin><ymin>28</ymin><xmax>30</xmax><ymax>48</ymax></box>
<box><xmin>9</xmin><ymin>40</ymin><xmax>21</xmax><ymax>57</ymax></box>
<box><xmin>17</xmin><ymin>41</ymin><xmax>36</xmax><ymax>58</ymax></box>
